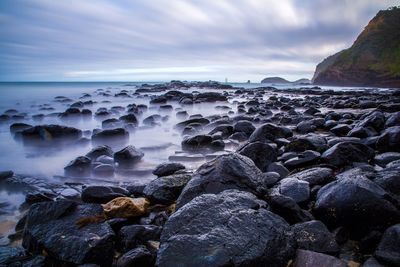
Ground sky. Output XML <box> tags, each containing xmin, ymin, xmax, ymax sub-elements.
<box><xmin>0</xmin><ymin>0</ymin><xmax>398</xmax><ymax>82</ymax></box>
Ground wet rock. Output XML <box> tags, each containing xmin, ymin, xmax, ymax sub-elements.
<box><xmin>118</xmin><ymin>225</ymin><xmax>162</xmax><ymax>252</ymax></box>
<box><xmin>194</xmin><ymin>92</ymin><xmax>227</xmax><ymax>102</ymax></box>
<box><xmin>19</xmin><ymin>124</ymin><xmax>82</xmax><ymax>146</ymax></box>
<box><xmin>374</xmin><ymin>165</ymin><xmax>400</xmax><ymax>195</ymax></box>
<box><xmin>287</xmin><ymin>167</ymin><xmax>334</xmax><ymax>186</ymax></box>
<box><xmin>297</xmin><ymin>120</ymin><xmax>317</xmax><ymax>134</ymax></box>
<box><xmin>82</xmin><ymin>186</ymin><xmax>129</xmax><ymax>204</ymax></box>
<box><xmin>284</xmin><ymin>150</ymin><xmax>320</xmax><ymax>170</ymax></box>
<box><xmin>86</xmin><ymin>145</ymin><xmax>113</xmax><ymax>160</ymax></box>
<box><xmin>248</xmin><ymin>123</ymin><xmax>292</xmax><ymax>143</ymax></box>
<box><xmin>119</xmin><ymin>114</ymin><xmax>138</xmax><ymax>126</ymax></box>
<box><xmin>102</xmin><ymin>118</ymin><xmax>122</xmax><ymax>129</ymax></box>
<box><xmin>376</xmin><ymin>126</ymin><xmax>400</xmax><ymax>152</ymax></box>
<box><xmin>181</xmin><ymin>134</ymin><xmax>213</xmax><ymax>152</ymax></box>
<box><xmin>116</xmin><ymin>246</ymin><xmax>155</xmax><ymax>267</ymax></box>
<box><xmin>233</xmin><ymin>120</ymin><xmax>255</xmax><ymax>136</ymax></box>
<box><xmin>102</xmin><ymin>197</ymin><xmax>149</xmax><ymax>219</ymax></box>
<box><xmin>10</xmin><ymin>122</ymin><xmax>32</xmax><ymax>134</ymax></box>
<box><xmin>321</xmin><ymin>141</ymin><xmax>375</xmax><ymax>167</ymax></box>
<box><xmin>362</xmin><ymin>257</ymin><xmax>386</xmax><ymax>267</ymax></box>
<box><xmin>385</xmin><ymin>111</ymin><xmax>400</xmax><ymax>128</ymax></box>
<box><xmin>274</xmin><ymin>178</ymin><xmax>310</xmax><ymax>203</ymax></box>
<box><xmin>314</xmin><ymin>169</ymin><xmax>400</xmax><ymax>235</ymax></box>
<box><xmin>176</xmin><ymin>153</ymin><xmax>267</xmax><ymax>209</ymax></box>
<box><xmin>285</xmin><ymin>134</ymin><xmax>327</xmax><ymax>153</ymax></box>
<box><xmin>91</xmin><ymin>128</ymin><xmax>129</xmax><ymax>146</ymax></box>
<box><xmin>267</xmin><ymin>194</ymin><xmax>314</xmax><ymax>224</ymax></box>
<box><xmin>330</xmin><ymin>124</ymin><xmax>351</xmax><ymax>136</ymax></box>
<box><xmin>0</xmin><ymin>170</ymin><xmax>13</xmax><ymax>180</ymax></box>
<box><xmin>293</xmin><ymin>220</ymin><xmax>339</xmax><ymax>255</ymax></box>
<box><xmin>348</xmin><ymin>110</ymin><xmax>385</xmax><ymax>138</ymax></box>
<box><xmin>175</xmin><ymin>118</ymin><xmax>209</xmax><ymax>130</ymax></box>
<box><xmin>114</xmin><ymin>145</ymin><xmax>144</xmax><ymax>167</ymax></box>
<box><xmin>157</xmin><ymin>190</ymin><xmax>296</xmax><ymax>267</ymax></box>
<box><xmin>152</xmin><ymin>162</ymin><xmax>186</xmax><ymax>177</ymax></box>
<box><xmin>143</xmin><ymin>173</ymin><xmax>191</xmax><ymax>205</ymax></box>
<box><xmin>0</xmin><ymin>246</ymin><xmax>26</xmax><ymax>265</ymax></box>
<box><xmin>22</xmin><ymin>200</ymin><xmax>114</xmax><ymax>266</ymax></box>
<box><xmin>374</xmin><ymin>224</ymin><xmax>400</xmax><ymax>267</ymax></box>
<box><xmin>64</xmin><ymin>156</ymin><xmax>91</xmax><ymax>177</ymax></box>
<box><xmin>292</xmin><ymin>249</ymin><xmax>347</xmax><ymax>267</ymax></box>
<box><xmin>374</xmin><ymin>152</ymin><xmax>400</xmax><ymax>167</ymax></box>
<box><xmin>237</xmin><ymin>141</ymin><xmax>277</xmax><ymax>172</ymax></box>
<box><xmin>267</xmin><ymin>162</ymin><xmax>289</xmax><ymax>178</ymax></box>
<box><xmin>94</xmin><ymin>155</ymin><xmax>114</xmax><ymax>165</ymax></box>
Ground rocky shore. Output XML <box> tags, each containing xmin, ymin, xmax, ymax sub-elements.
<box><xmin>0</xmin><ymin>81</ymin><xmax>400</xmax><ymax>266</ymax></box>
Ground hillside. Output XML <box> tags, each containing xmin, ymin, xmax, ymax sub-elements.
<box><xmin>261</xmin><ymin>77</ymin><xmax>311</xmax><ymax>84</ymax></box>
<box><xmin>312</xmin><ymin>7</ymin><xmax>400</xmax><ymax>88</ymax></box>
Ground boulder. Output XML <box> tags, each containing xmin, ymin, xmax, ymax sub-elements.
<box><xmin>143</xmin><ymin>173</ymin><xmax>192</xmax><ymax>205</ymax></box>
<box><xmin>19</xmin><ymin>124</ymin><xmax>82</xmax><ymax>146</ymax></box>
<box><xmin>284</xmin><ymin>150</ymin><xmax>320</xmax><ymax>170</ymax></box>
<box><xmin>176</xmin><ymin>153</ymin><xmax>267</xmax><ymax>209</ymax></box>
<box><xmin>374</xmin><ymin>166</ymin><xmax>400</xmax><ymax>195</ymax></box>
<box><xmin>64</xmin><ymin>156</ymin><xmax>91</xmax><ymax>177</ymax></box>
<box><xmin>267</xmin><ymin>194</ymin><xmax>314</xmax><ymax>225</ymax></box>
<box><xmin>321</xmin><ymin>141</ymin><xmax>375</xmax><ymax>167</ymax></box>
<box><xmin>374</xmin><ymin>152</ymin><xmax>400</xmax><ymax>167</ymax></box>
<box><xmin>292</xmin><ymin>249</ymin><xmax>347</xmax><ymax>267</ymax></box>
<box><xmin>194</xmin><ymin>92</ymin><xmax>227</xmax><ymax>102</ymax></box>
<box><xmin>81</xmin><ymin>186</ymin><xmax>129</xmax><ymax>204</ymax></box>
<box><xmin>314</xmin><ymin>169</ymin><xmax>400</xmax><ymax>235</ymax></box>
<box><xmin>285</xmin><ymin>134</ymin><xmax>327</xmax><ymax>153</ymax></box>
<box><xmin>385</xmin><ymin>112</ymin><xmax>400</xmax><ymax>128</ymax></box>
<box><xmin>152</xmin><ymin>162</ymin><xmax>185</xmax><ymax>177</ymax></box>
<box><xmin>267</xmin><ymin>163</ymin><xmax>290</xmax><ymax>178</ymax></box>
<box><xmin>376</xmin><ymin>126</ymin><xmax>400</xmax><ymax>152</ymax></box>
<box><xmin>118</xmin><ymin>225</ymin><xmax>162</xmax><ymax>253</ymax></box>
<box><xmin>374</xmin><ymin>224</ymin><xmax>400</xmax><ymax>267</ymax></box>
<box><xmin>114</xmin><ymin>145</ymin><xmax>144</xmax><ymax>167</ymax></box>
<box><xmin>292</xmin><ymin>220</ymin><xmax>339</xmax><ymax>255</ymax></box>
<box><xmin>248</xmin><ymin>123</ymin><xmax>292</xmax><ymax>143</ymax></box>
<box><xmin>274</xmin><ymin>178</ymin><xmax>310</xmax><ymax>203</ymax></box>
<box><xmin>102</xmin><ymin>197</ymin><xmax>149</xmax><ymax>219</ymax></box>
<box><xmin>86</xmin><ymin>145</ymin><xmax>113</xmax><ymax>160</ymax></box>
<box><xmin>10</xmin><ymin>122</ymin><xmax>32</xmax><ymax>134</ymax></box>
<box><xmin>91</xmin><ymin>128</ymin><xmax>129</xmax><ymax>146</ymax></box>
<box><xmin>116</xmin><ymin>246</ymin><xmax>155</xmax><ymax>267</ymax></box>
<box><xmin>0</xmin><ymin>170</ymin><xmax>13</xmax><ymax>180</ymax></box>
<box><xmin>233</xmin><ymin>120</ymin><xmax>255</xmax><ymax>136</ymax></box>
<box><xmin>181</xmin><ymin>135</ymin><xmax>213</xmax><ymax>152</ymax></box>
<box><xmin>22</xmin><ymin>200</ymin><xmax>115</xmax><ymax>266</ymax></box>
<box><xmin>157</xmin><ymin>190</ymin><xmax>296</xmax><ymax>267</ymax></box>
<box><xmin>237</xmin><ymin>141</ymin><xmax>277</xmax><ymax>171</ymax></box>
<box><xmin>287</xmin><ymin>167</ymin><xmax>334</xmax><ymax>186</ymax></box>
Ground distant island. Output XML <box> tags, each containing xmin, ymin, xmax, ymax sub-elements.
<box><xmin>312</xmin><ymin>6</ymin><xmax>400</xmax><ymax>88</ymax></box>
<box><xmin>261</xmin><ymin>76</ymin><xmax>311</xmax><ymax>85</ymax></box>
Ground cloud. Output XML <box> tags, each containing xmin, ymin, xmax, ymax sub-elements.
<box><xmin>0</xmin><ymin>0</ymin><xmax>398</xmax><ymax>82</ymax></box>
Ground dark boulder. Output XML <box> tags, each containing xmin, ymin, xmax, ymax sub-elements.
<box><xmin>237</xmin><ymin>141</ymin><xmax>277</xmax><ymax>172</ymax></box>
<box><xmin>0</xmin><ymin>170</ymin><xmax>13</xmax><ymax>180</ymax></box>
<box><xmin>0</xmin><ymin>246</ymin><xmax>26</xmax><ymax>265</ymax></box>
<box><xmin>81</xmin><ymin>186</ymin><xmax>129</xmax><ymax>204</ymax></box>
<box><xmin>385</xmin><ymin>111</ymin><xmax>400</xmax><ymax>128</ymax></box>
<box><xmin>233</xmin><ymin>120</ymin><xmax>255</xmax><ymax>136</ymax></box>
<box><xmin>64</xmin><ymin>156</ymin><xmax>91</xmax><ymax>177</ymax></box>
<box><xmin>19</xmin><ymin>124</ymin><xmax>82</xmax><ymax>146</ymax></box>
<box><xmin>374</xmin><ymin>224</ymin><xmax>400</xmax><ymax>267</ymax></box>
<box><xmin>248</xmin><ymin>123</ymin><xmax>292</xmax><ymax>143</ymax></box>
<box><xmin>284</xmin><ymin>150</ymin><xmax>320</xmax><ymax>170</ymax></box>
<box><xmin>376</xmin><ymin>126</ymin><xmax>400</xmax><ymax>152</ymax></box>
<box><xmin>143</xmin><ymin>173</ymin><xmax>192</xmax><ymax>205</ymax></box>
<box><xmin>285</xmin><ymin>134</ymin><xmax>327</xmax><ymax>153</ymax></box>
<box><xmin>314</xmin><ymin>169</ymin><xmax>400</xmax><ymax>235</ymax></box>
<box><xmin>181</xmin><ymin>135</ymin><xmax>213</xmax><ymax>152</ymax></box>
<box><xmin>194</xmin><ymin>92</ymin><xmax>227</xmax><ymax>102</ymax></box>
<box><xmin>175</xmin><ymin>118</ymin><xmax>209</xmax><ymax>130</ymax></box>
<box><xmin>114</xmin><ymin>145</ymin><xmax>144</xmax><ymax>167</ymax></box>
<box><xmin>287</xmin><ymin>167</ymin><xmax>334</xmax><ymax>186</ymax></box>
<box><xmin>118</xmin><ymin>225</ymin><xmax>162</xmax><ymax>253</ymax></box>
<box><xmin>22</xmin><ymin>200</ymin><xmax>115</xmax><ymax>266</ymax></box>
<box><xmin>267</xmin><ymin>194</ymin><xmax>314</xmax><ymax>225</ymax></box>
<box><xmin>10</xmin><ymin>122</ymin><xmax>32</xmax><ymax>134</ymax></box>
<box><xmin>176</xmin><ymin>153</ymin><xmax>267</xmax><ymax>209</ymax></box>
<box><xmin>152</xmin><ymin>162</ymin><xmax>185</xmax><ymax>177</ymax></box>
<box><xmin>157</xmin><ymin>190</ymin><xmax>296</xmax><ymax>267</ymax></box>
<box><xmin>91</xmin><ymin>128</ymin><xmax>129</xmax><ymax>146</ymax></box>
<box><xmin>273</xmin><ymin>178</ymin><xmax>310</xmax><ymax>203</ymax></box>
<box><xmin>321</xmin><ymin>141</ymin><xmax>375</xmax><ymax>167</ymax></box>
<box><xmin>116</xmin><ymin>246</ymin><xmax>154</xmax><ymax>267</ymax></box>
<box><xmin>292</xmin><ymin>220</ymin><xmax>339</xmax><ymax>255</ymax></box>
<box><xmin>292</xmin><ymin>249</ymin><xmax>347</xmax><ymax>267</ymax></box>
<box><xmin>374</xmin><ymin>166</ymin><xmax>400</xmax><ymax>195</ymax></box>
<box><xmin>86</xmin><ymin>145</ymin><xmax>113</xmax><ymax>160</ymax></box>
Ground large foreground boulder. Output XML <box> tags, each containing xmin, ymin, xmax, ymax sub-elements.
<box><xmin>314</xmin><ymin>169</ymin><xmax>400</xmax><ymax>235</ymax></box>
<box><xmin>22</xmin><ymin>200</ymin><xmax>115</xmax><ymax>266</ymax></box>
<box><xmin>237</xmin><ymin>141</ymin><xmax>277</xmax><ymax>171</ymax></box>
<box><xmin>176</xmin><ymin>153</ymin><xmax>267</xmax><ymax>209</ymax></box>
<box><xmin>156</xmin><ymin>190</ymin><xmax>295</xmax><ymax>267</ymax></box>
<box><xmin>321</xmin><ymin>141</ymin><xmax>375</xmax><ymax>166</ymax></box>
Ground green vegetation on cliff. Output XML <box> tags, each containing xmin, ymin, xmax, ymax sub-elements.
<box><xmin>313</xmin><ymin>7</ymin><xmax>400</xmax><ymax>87</ymax></box>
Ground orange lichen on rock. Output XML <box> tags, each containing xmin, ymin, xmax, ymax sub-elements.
<box><xmin>102</xmin><ymin>197</ymin><xmax>150</xmax><ymax>219</ymax></box>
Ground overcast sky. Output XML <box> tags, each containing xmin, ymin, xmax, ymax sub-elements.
<box><xmin>0</xmin><ymin>0</ymin><xmax>397</xmax><ymax>82</ymax></box>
